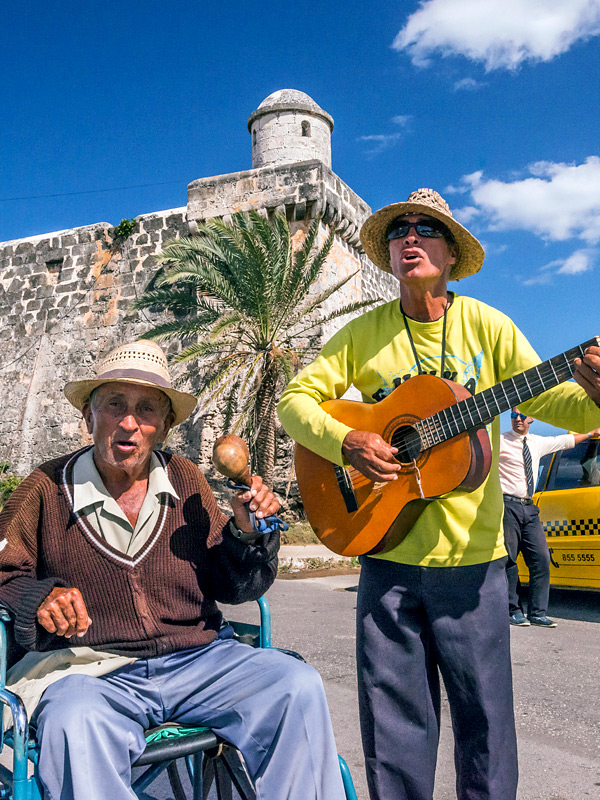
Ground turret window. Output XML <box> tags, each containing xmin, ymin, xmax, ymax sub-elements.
<box><xmin>301</xmin><ymin>120</ymin><xmax>311</xmax><ymax>138</ymax></box>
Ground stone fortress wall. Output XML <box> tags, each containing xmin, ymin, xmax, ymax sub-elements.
<box><xmin>0</xmin><ymin>90</ymin><xmax>398</xmax><ymax>485</ymax></box>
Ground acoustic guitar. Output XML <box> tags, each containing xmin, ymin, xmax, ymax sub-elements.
<box><xmin>294</xmin><ymin>337</ymin><xmax>600</xmax><ymax>556</ymax></box>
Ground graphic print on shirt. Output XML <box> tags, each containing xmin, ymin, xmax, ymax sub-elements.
<box><xmin>371</xmin><ymin>350</ymin><xmax>483</xmax><ymax>402</ymax></box>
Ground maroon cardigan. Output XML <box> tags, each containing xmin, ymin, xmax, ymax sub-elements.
<box><xmin>0</xmin><ymin>449</ymin><xmax>278</xmax><ymax>657</ymax></box>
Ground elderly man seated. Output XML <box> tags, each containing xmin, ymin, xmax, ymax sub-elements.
<box><xmin>0</xmin><ymin>340</ymin><xmax>346</xmax><ymax>800</ymax></box>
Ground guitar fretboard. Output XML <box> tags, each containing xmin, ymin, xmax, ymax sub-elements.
<box><xmin>398</xmin><ymin>337</ymin><xmax>599</xmax><ymax>454</ymax></box>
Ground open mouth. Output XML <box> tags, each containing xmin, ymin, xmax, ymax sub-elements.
<box><xmin>114</xmin><ymin>442</ymin><xmax>137</xmax><ymax>453</ymax></box>
<box><xmin>402</xmin><ymin>251</ymin><xmax>421</xmax><ymax>262</ymax></box>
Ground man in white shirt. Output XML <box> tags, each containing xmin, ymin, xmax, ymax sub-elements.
<box><xmin>498</xmin><ymin>409</ymin><xmax>600</xmax><ymax>627</ymax></box>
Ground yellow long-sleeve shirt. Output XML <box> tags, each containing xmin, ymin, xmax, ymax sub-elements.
<box><xmin>278</xmin><ymin>294</ymin><xmax>600</xmax><ymax>567</ymax></box>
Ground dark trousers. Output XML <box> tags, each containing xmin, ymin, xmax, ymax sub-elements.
<box><xmin>503</xmin><ymin>499</ymin><xmax>550</xmax><ymax>618</ymax></box>
<box><xmin>356</xmin><ymin>556</ymin><xmax>518</xmax><ymax>800</ymax></box>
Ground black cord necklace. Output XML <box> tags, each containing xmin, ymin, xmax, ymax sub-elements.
<box><xmin>400</xmin><ymin>296</ymin><xmax>450</xmax><ymax>379</ymax></box>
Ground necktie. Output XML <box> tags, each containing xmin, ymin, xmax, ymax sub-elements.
<box><xmin>523</xmin><ymin>436</ymin><xmax>534</xmax><ymax>497</ymax></box>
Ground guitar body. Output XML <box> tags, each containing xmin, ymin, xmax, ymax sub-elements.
<box><xmin>294</xmin><ymin>373</ymin><xmax>492</xmax><ymax>556</ymax></box>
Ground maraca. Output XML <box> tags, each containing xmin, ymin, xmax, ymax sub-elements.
<box><xmin>212</xmin><ymin>434</ymin><xmax>252</xmax><ymax>488</ymax></box>
<box><xmin>212</xmin><ymin>434</ymin><xmax>289</xmax><ymax>535</ymax></box>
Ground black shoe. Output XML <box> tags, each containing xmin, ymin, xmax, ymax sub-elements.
<box><xmin>528</xmin><ymin>615</ymin><xmax>557</xmax><ymax>628</ymax></box>
<box><xmin>509</xmin><ymin>611</ymin><xmax>530</xmax><ymax>626</ymax></box>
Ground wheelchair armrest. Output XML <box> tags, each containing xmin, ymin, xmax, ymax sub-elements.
<box><xmin>0</xmin><ymin>604</ymin><xmax>26</xmax><ymax>686</ymax></box>
<box><xmin>222</xmin><ymin>596</ymin><xmax>272</xmax><ymax>650</ymax></box>
<box><xmin>0</xmin><ymin>687</ymin><xmax>31</xmax><ymax>784</ymax></box>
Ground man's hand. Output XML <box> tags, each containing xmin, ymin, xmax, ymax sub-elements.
<box><xmin>37</xmin><ymin>587</ymin><xmax>92</xmax><ymax>639</ymax></box>
<box><xmin>342</xmin><ymin>430</ymin><xmax>402</xmax><ymax>482</ymax></box>
<box><xmin>231</xmin><ymin>476</ymin><xmax>280</xmax><ymax>533</ymax></box>
<box><xmin>574</xmin><ymin>346</ymin><xmax>600</xmax><ymax>406</ymax></box>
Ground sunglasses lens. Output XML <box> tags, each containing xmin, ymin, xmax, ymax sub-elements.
<box><xmin>417</xmin><ymin>224</ymin><xmax>444</xmax><ymax>238</ymax></box>
<box><xmin>387</xmin><ymin>219</ymin><xmax>452</xmax><ymax>241</ymax></box>
<box><xmin>387</xmin><ymin>225</ymin><xmax>408</xmax><ymax>240</ymax></box>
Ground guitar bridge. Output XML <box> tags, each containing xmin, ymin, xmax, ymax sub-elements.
<box><xmin>333</xmin><ymin>465</ymin><xmax>359</xmax><ymax>513</ymax></box>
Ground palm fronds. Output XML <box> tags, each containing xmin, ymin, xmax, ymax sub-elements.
<box><xmin>134</xmin><ymin>211</ymin><xmax>381</xmax><ymax>481</ymax></box>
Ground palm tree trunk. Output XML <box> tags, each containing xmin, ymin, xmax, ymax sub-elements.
<box><xmin>253</xmin><ymin>366</ymin><xmax>278</xmax><ymax>487</ymax></box>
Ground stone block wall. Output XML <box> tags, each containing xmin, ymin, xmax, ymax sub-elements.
<box><xmin>0</xmin><ymin>157</ymin><xmax>399</xmax><ymax>489</ymax></box>
<box><xmin>0</xmin><ymin>210</ymin><xmax>197</xmax><ymax>476</ymax></box>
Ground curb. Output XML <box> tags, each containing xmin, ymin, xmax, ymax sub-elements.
<box><xmin>278</xmin><ymin>544</ymin><xmax>358</xmax><ymax>570</ymax></box>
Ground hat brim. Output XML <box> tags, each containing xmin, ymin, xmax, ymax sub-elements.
<box><xmin>64</xmin><ymin>377</ymin><xmax>197</xmax><ymax>427</ymax></box>
<box><xmin>360</xmin><ymin>201</ymin><xmax>485</xmax><ymax>280</ymax></box>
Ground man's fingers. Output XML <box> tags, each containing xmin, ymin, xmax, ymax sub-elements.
<box><xmin>37</xmin><ymin>609</ymin><xmax>58</xmax><ymax>634</ymax></box>
<box><xmin>37</xmin><ymin>588</ymin><xmax>91</xmax><ymax>638</ymax></box>
<box><xmin>47</xmin><ymin>606</ymin><xmax>72</xmax><ymax>636</ymax></box>
<box><xmin>69</xmin><ymin>591</ymin><xmax>92</xmax><ymax>636</ymax></box>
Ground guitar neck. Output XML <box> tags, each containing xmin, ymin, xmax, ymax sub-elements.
<box><xmin>417</xmin><ymin>337</ymin><xmax>600</xmax><ymax>447</ymax></box>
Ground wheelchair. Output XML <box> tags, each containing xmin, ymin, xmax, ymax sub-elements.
<box><xmin>0</xmin><ymin>596</ymin><xmax>358</xmax><ymax>800</ymax></box>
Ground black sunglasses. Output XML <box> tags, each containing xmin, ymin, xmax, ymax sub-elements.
<box><xmin>387</xmin><ymin>218</ymin><xmax>454</xmax><ymax>242</ymax></box>
<box><xmin>510</xmin><ymin>412</ymin><xmax>527</xmax><ymax>421</ymax></box>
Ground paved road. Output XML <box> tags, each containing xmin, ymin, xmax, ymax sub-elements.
<box><xmin>225</xmin><ymin>575</ymin><xmax>600</xmax><ymax>800</ymax></box>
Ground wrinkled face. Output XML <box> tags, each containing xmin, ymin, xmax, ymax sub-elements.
<box><xmin>83</xmin><ymin>382</ymin><xmax>173</xmax><ymax>479</ymax></box>
<box><xmin>388</xmin><ymin>214</ymin><xmax>457</xmax><ymax>285</ymax></box>
<box><xmin>511</xmin><ymin>409</ymin><xmax>533</xmax><ymax>435</ymax></box>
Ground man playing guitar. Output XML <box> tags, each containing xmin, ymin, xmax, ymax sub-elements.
<box><xmin>277</xmin><ymin>188</ymin><xmax>600</xmax><ymax>800</ymax></box>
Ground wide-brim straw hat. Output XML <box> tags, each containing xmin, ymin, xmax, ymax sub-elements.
<box><xmin>360</xmin><ymin>188</ymin><xmax>485</xmax><ymax>281</ymax></box>
<box><xmin>64</xmin><ymin>340</ymin><xmax>197</xmax><ymax>426</ymax></box>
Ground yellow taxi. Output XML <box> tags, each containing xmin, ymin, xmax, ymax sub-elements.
<box><xmin>518</xmin><ymin>437</ymin><xmax>600</xmax><ymax>590</ymax></box>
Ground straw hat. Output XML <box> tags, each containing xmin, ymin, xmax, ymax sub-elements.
<box><xmin>64</xmin><ymin>340</ymin><xmax>197</xmax><ymax>426</ymax></box>
<box><xmin>360</xmin><ymin>188</ymin><xmax>485</xmax><ymax>280</ymax></box>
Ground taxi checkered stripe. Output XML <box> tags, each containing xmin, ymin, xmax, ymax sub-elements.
<box><xmin>544</xmin><ymin>518</ymin><xmax>600</xmax><ymax>537</ymax></box>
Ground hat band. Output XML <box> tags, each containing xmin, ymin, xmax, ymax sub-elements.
<box><xmin>97</xmin><ymin>368</ymin><xmax>171</xmax><ymax>389</ymax></box>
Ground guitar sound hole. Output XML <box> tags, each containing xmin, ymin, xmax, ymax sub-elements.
<box><xmin>392</xmin><ymin>424</ymin><xmax>422</xmax><ymax>464</ymax></box>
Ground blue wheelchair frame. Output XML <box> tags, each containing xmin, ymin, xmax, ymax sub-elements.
<box><xmin>0</xmin><ymin>598</ymin><xmax>357</xmax><ymax>800</ymax></box>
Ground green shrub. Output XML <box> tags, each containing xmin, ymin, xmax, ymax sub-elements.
<box><xmin>113</xmin><ymin>218</ymin><xmax>137</xmax><ymax>240</ymax></box>
<box><xmin>0</xmin><ymin>468</ymin><xmax>23</xmax><ymax>512</ymax></box>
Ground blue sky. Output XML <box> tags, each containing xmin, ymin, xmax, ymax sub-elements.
<box><xmin>2</xmin><ymin>0</ymin><xmax>599</xmax><ymax>433</ymax></box>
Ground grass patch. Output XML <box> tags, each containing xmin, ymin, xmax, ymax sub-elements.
<box><xmin>280</xmin><ymin>520</ymin><xmax>320</xmax><ymax>546</ymax></box>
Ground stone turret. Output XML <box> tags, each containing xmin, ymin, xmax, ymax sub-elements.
<box><xmin>248</xmin><ymin>89</ymin><xmax>334</xmax><ymax>169</ymax></box>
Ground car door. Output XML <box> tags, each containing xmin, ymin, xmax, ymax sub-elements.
<box><xmin>525</xmin><ymin>440</ymin><xmax>600</xmax><ymax>590</ymax></box>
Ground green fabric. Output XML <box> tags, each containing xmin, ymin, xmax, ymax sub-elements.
<box><xmin>145</xmin><ymin>725</ymin><xmax>211</xmax><ymax>743</ymax></box>
<box><xmin>278</xmin><ymin>294</ymin><xmax>600</xmax><ymax>568</ymax></box>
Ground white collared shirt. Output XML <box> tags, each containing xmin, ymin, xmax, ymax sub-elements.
<box><xmin>72</xmin><ymin>448</ymin><xmax>179</xmax><ymax>556</ymax></box>
<box><xmin>498</xmin><ymin>430</ymin><xmax>574</xmax><ymax>498</ymax></box>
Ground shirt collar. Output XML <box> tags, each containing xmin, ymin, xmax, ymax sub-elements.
<box><xmin>72</xmin><ymin>447</ymin><xmax>179</xmax><ymax>514</ymax></box>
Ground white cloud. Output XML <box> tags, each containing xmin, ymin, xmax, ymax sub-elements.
<box><xmin>452</xmin><ymin>205</ymin><xmax>480</xmax><ymax>224</ymax></box>
<box><xmin>522</xmin><ymin>249</ymin><xmax>595</xmax><ymax>285</ymax></box>
<box><xmin>393</xmin><ymin>0</ymin><xmax>600</xmax><ymax>71</ymax></box>
<box><xmin>458</xmin><ymin>157</ymin><xmax>600</xmax><ymax>243</ymax></box>
<box><xmin>556</xmin><ymin>250</ymin><xmax>593</xmax><ymax>274</ymax></box>
<box><xmin>391</xmin><ymin>114</ymin><xmax>412</xmax><ymax>126</ymax></box>
<box><xmin>454</xmin><ymin>77</ymin><xmax>486</xmax><ymax>91</ymax></box>
<box><xmin>357</xmin><ymin>132</ymin><xmax>403</xmax><ymax>156</ymax></box>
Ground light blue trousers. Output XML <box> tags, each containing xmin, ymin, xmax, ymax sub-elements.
<box><xmin>32</xmin><ymin>633</ymin><xmax>346</xmax><ymax>800</ymax></box>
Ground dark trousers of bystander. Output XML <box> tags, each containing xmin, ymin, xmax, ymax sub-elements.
<box><xmin>356</xmin><ymin>555</ymin><xmax>518</xmax><ymax>800</ymax></box>
<box><xmin>503</xmin><ymin>498</ymin><xmax>551</xmax><ymax>619</ymax></box>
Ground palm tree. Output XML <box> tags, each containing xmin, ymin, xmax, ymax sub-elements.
<box><xmin>133</xmin><ymin>211</ymin><xmax>378</xmax><ymax>486</ymax></box>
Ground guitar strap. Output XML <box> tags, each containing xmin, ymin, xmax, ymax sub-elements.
<box><xmin>400</xmin><ymin>297</ymin><xmax>450</xmax><ymax>379</ymax></box>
